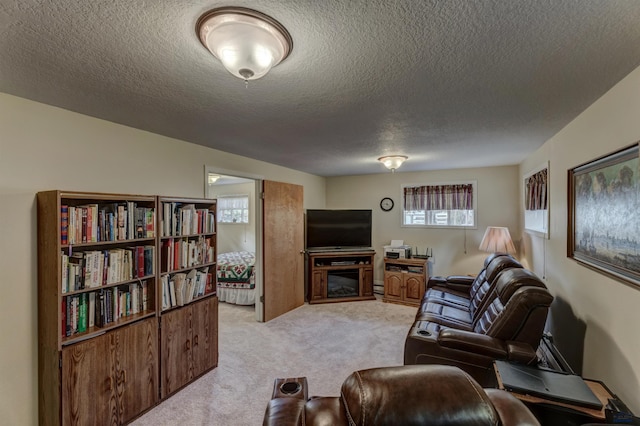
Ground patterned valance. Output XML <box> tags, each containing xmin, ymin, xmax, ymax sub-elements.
<box><xmin>525</xmin><ymin>168</ymin><xmax>548</xmax><ymax>210</ymax></box>
<box><xmin>404</xmin><ymin>184</ymin><xmax>473</xmax><ymax>210</ymax></box>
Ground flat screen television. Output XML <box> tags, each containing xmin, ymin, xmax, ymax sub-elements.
<box><xmin>305</xmin><ymin>209</ymin><xmax>372</xmax><ymax>250</ymax></box>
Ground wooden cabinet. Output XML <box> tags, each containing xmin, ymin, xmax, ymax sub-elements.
<box><xmin>383</xmin><ymin>258</ymin><xmax>428</xmax><ymax>306</ymax></box>
<box><xmin>158</xmin><ymin>197</ymin><xmax>219</xmax><ymax>398</ymax></box>
<box><xmin>306</xmin><ymin>250</ymin><xmax>375</xmax><ymax>304</ymax></box>
<box><xmin>61</xmin><ymin>318</ymin><xmax>158</xmax><ymax>425</ymax></box>
<box><xmin>161</xmin><ymin>297</ymin><xmax>218</xmax><ymax>397</ymax></box>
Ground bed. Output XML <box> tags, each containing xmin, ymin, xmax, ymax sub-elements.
<box><xmin>216</xmin><ymin>251</ymin><xmax>256</xmax><ymax>305</ymax></box>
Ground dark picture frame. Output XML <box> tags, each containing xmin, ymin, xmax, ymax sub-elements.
<box><xmin>568</xmin><ymin>143</ymin><xmax>640</xmax><ymax>287</ymax></box>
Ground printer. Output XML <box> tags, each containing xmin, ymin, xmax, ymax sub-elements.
<box><xmin>383</xmin><ymin>244</ymin><xmax>412</xmax><ymax>259</ymax></box>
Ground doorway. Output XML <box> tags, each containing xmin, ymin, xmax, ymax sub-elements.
<box><xmin>205</xmin><ymin>168</ymin><xmax>264</xmax><ymax>322</ymax></box>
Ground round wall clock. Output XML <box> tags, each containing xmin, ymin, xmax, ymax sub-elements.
<box><xmin>380</xmin><ymin>197</ymin><xmax>394</xmax><ymax>211</ymax></box>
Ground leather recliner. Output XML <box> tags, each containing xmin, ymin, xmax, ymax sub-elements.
<box><xmin>263</xmin><ymin>365</ymin><xmax>540</xmax><ymax>426</ymax></box>
<box><xmin>405</xmin><ymin>266</ymin><xmax>553</xmax><ymax>386</ymax></box>
<box><xmin>418</xmin><ymin>254</ymin><xmax>523</xmax><ymax>323</ymax></box>
<box><xmin>424</xmin><ymin>252</ymin><xmax>515</xmax><ymax>304</ymax></box>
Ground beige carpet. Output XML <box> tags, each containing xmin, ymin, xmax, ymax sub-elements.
<box><xmin>132</xmin><ymin>297</ymin><xmax>416</xmax><ymax>426</ymax></box>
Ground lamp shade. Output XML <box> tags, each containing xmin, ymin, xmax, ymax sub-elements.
<box><xmin>197</xmin><ymin>7</ymin><xmax>293</xmax><ymax>81</ymax></box>
<box><xmin>479</xmin><ymin>226</ymin><xmax>516</xmax><ymax>254</ymax></box>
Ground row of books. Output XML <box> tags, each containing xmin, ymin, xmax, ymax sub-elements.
<box><xmin>161</xmin><ymin>268</ymin><xmax>214</xmax><ymax>310</ymax></box>
<box><xmin>61</xmin><ymin>246</ymin><xmax>155</xmax><ymax>293</ymax></box>
<box><xmin>160</xmin><ymin>237</ymin><xmax>214</xmax><ymax>273</ymax></box>
<box><xmin>61</xmin><ymin>202</ymin><xmax>155</xmax><ymax>245</ymax></box>
<box><xmin>62</xmin><ymin>282</ymin><xmax>149</xmax><ymax>337</ymax></box>
<box><xmin>161</xmin><ymin>203</ymin><xmax>215</xmax><ymax>237</ymax></box>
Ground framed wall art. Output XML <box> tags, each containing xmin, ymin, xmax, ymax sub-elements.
<box><xmin>568</xmin><ymin>143</ymin><xmax>640</xmax><ymax>287</ymax></box>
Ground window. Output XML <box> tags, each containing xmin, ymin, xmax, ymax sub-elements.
<box><xmin>524</xmin><ymin>164</ymin><xmax>549</xmax><ymax>237</ymax></box>
<box><xmin>217</xmin><ymin>195</ymin><xmax>249</xmax><ymax>224</ymax></box>
<box><xmin>402</xmin><ymin>182</ymin><xmax>476</xmax><ymax>228</ymax></box>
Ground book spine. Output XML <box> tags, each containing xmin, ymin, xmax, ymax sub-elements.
<box><xmin>137</xmin><ymin>246</ymin><xmax>145</xmax><ymax>278</ymax></box>
<box><xmin>65</xmin><ymin>297</ymin><xmax>72</xmax><ymax>337</ymax></box>
<box><xmin>77</xmin><ymin>293</ymin><xmax>87</xmax><ymax>333</ymax></box>
<box><xmin>61</xmin><ymin>252</ymin><xmax>69</xmax><ymax>294</ymax></box>
<box><xmin>95</xmin><ymin>290</ymin><xmax>104</xmax><ymax>328</ymax></box>
<box><xmin>81</xmin><ymin>207</ymin><xmax>88</xmax><ymax>244</ymax></box>
<box><xmin>60</xmin><ymin>205</ymin><xmax>69</xmax><ymax>245</ymax></box>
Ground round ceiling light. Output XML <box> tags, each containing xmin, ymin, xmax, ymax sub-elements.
<box><xmin>378</xmin><ymin>155</ymin><xmax>408</xmax><ymax>172</ymax></box>
<box><xmin>196</xmin><ymin>7</ymin><xmax>293</xmax><ymax>82</ymax></box>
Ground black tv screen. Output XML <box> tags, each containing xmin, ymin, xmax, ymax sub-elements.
<box><xmin>305</xmin><ymin>209</ymin><xmax>372</xmax><ymax>249</ymax></box>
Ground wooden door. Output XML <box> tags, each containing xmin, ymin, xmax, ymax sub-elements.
<box><xmin>384</xmin><ymin>272</ymin><xmax>403</xmax><ymax>301</ymax></box>
<box><xmin>61</xmin><ymin>333</ymin><xmax>118</xmax><ymax>426</ymax></box>
<box><xmin>161</xmin><ymin>307</ymin><xmax>192</xmax><ymax>397</ymax></box>
<box><xmin>191</xmin><ymin>297</ymin><xmax>219</xmax><ymax>377</ymax></box>
<box><xmin>262</xmin><ymin>180</ymin><xmax>304</xmax><ymax>321</ymax></box>
<box><xmin>404</xmin><ymin>275</ymin><xmax>425</xmax><ymax>304</ymax></box>
<box><xmin>117</xmin><ymin>318</ymin><xmax>158</xmax><ymax>424</ymax></box>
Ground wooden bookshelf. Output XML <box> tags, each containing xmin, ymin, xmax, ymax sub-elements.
<box><xmin>37</xmin><ymin>190</ymin><xmax>160</xmax><ymax>425</ymax></box>
<box><xmin>157</xmin><ymin>196</ymin><xmax>219</xmax><ymax>398</ymax></box>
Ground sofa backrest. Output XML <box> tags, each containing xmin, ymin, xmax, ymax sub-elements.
<box><xmin>473</xmin><ymin>268</ymin><xmax>553</xmax><ymax>347</ymax></box>
<box><xmin>469</xmin><ymin>255</ymin><xmax>523</xmax><ymax>319</ymax></box>
<box><xmin>466</xmin><ymin>253</ymin><xmax>513</xmax><ymax>300</ymax></box>
<box><xmin>340</xmin><ymin>365</ymin><xmax>501</xmax><ymax>426</ymax></box>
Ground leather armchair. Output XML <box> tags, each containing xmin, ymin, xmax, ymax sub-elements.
<box><xmin>263</xmin><ymin>365</ymin><xmax>540</xmax><ymax>426</ymax></box>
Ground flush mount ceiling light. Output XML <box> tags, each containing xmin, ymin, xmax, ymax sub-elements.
<box><xmin>196</xmin><ymin>7</ymin><xmax>293</xmax><ymax>83</ymax></box>
<box><xmin>378</xmin><ymin>155</ymin><xmax>408</xmax><ymax>172</ymax></box>
<box><xmin>208</xmin><ymin>173</ymin><xmax>221</xmax><ymax>185</ymax></box>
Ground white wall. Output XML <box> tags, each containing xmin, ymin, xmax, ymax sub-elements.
<box><xmin>209</xmin><ymin>182</ymin><xmax>256</xmax><ymax>254</ymax></box>
<box><xmin>0</xmin><ymin>93</ymin><xmax>326</xmax><ymax>426</ymax></box>
<box><xmin>326</xmin><ymin>165</ymin><xmax>520</xmax><ymax>283</ymax></box>
<box><xmin>519</xmin><ymin>65</ymin><xmax>640</xmax><ymax>413</ymax></box>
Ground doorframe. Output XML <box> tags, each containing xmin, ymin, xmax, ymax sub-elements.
<box><xmin>204</xmin><ymin>166</ymin><xmax>265</xmax><ymax>322</ymax></box>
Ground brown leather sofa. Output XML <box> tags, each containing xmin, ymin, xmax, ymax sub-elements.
<box><xmin>263</xmin><ymin>365</ymin><xmax>540</xmax><ymax>425</ymax></box>
<box><xmin>405</xmin><ymin>254</ymin><xmax>553</xmax><ymax>386</ymax></box>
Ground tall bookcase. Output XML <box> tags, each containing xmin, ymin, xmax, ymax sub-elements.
<box><xmin>37</xmin><ymin>191</ymin><xmax>219</xmax><ymax>425</ymax></box>
<box><xmin>157</xmin><ymin>197</ymin><xmax>219</xmax><ymax>398</ymax></box>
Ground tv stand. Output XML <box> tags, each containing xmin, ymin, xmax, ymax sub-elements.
<box><xmin>307</xmin><ymin>250</ymin><xmax>375</xmax><ymax>304</ymax></box>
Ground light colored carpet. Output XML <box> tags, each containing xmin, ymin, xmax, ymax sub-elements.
<box><xmin>132</xmin><ymin>297</ymin><xmax>416</xmax><ymax>426</ymax></box>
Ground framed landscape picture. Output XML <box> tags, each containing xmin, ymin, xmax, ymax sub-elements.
<box><xmin>568</xmin><ymin>143</ymin><xmax>640</xmax><ymax>287</ymax></box>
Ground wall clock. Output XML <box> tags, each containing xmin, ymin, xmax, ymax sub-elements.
<box><xmin>380</xmin><ymin>197</ymin><xmax>394</xmax><ymax>211</ymax></box>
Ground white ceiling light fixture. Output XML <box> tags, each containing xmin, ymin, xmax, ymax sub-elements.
<box><xmin>196</xmin><ymin>7</ymin><xmax>293</xmax><ymax>84</ymax></box>
<box><xmin>378</xmin><ymin>155</ymin><xmax>408</xmax><ymax>172</ymax></box>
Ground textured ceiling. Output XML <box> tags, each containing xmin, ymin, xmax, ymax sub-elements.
<box><xmin>2</xmin><ymin>1</ymin><xmax>640</xmax><ymax>176</ymax></box>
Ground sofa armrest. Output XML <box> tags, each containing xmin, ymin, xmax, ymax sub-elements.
<box><xmin>263</xmin><ymin>398</ymin><xmax>305</xmax><ymax>426</ymax></box>
<box><xmin>484</xmin><ymin>389</ymin><xmax>541</xmax><ymax>425</ymax></box>
<box><xmin>506</xmin><ymin>341</ymin><xmax>538</xmax><ymax>365</ymax></box>
<box><xmin>437</xmin><ymin>328</ymin><xmax>507</xmax><ymax>358</ymax></box>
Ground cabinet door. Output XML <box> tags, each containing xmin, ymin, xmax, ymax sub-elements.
<box><xmin>310</xmin><ymin>270</ymin><xmax>326</xmax><ymax>300</ymax></box>
<box><xmin>192</xmin><ymin>297</ymin><xmax>219</xmax><ymax>378</ymax></box>
<box><xmin>362</xmin><ymin>267</ymin><xmax>374</xmax><ymax>297</ymax></box>
<box><xmin>404</xmin><ymin>274</ymin><xmax>425</xmax><ymax>304</ymax></box>
<box><xmin>384</xmin><ymin>272</ymin><xmax>403</xmax><ymax>301</ymax></box>
<box><xmin>62</xmin><ymin>333</ymin><xmax>118</xmax><ymax>426</ymax></box>
<box><xmin>117</xmin><ymin>318</ymin><xmax>159</xmax><ymax>424</ymax></box>
<box><xmin>161</xmin><ymin>307</ymin><xmax>192</xmax><ymax>397</ymax></box>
